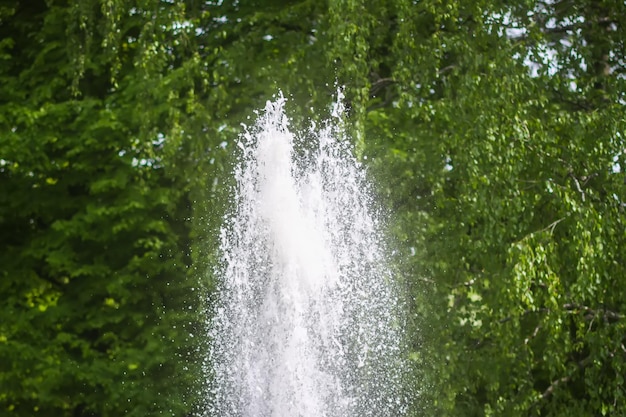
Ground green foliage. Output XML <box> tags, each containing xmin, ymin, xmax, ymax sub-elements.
<box><xmin>2</xmin><ymin>0</ymin><xmax>626</xmax><ymax>416</ymax></box>
<box><xmin>0</xmin><ymin>1</ymin><xmax>207</xmax><ymax>415</ymax></box>
<box><xmin>343</xmin><ymin>0</ymin><xmax>626</xmax><ymax>415</ymax></box>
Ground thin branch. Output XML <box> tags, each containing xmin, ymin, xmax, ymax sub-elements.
<box><xmin>569</xmin><ymin>171</ymin><xmax>585</xmax><ymax>202</ymax></box>
<box><xmin>498</xmin><ymin>304</ymin><xmax>623</xmax><ymax>326</ymax></box>
<box><xmin>563</xmin><ymin>303</ymin><xmax>623</xmax><ymax>322</ymax></box>
<box><xmin>540</xmin><ymin>356</ymin><xmax>592</xmax><ymax>400</ymax></box>
<box><xmin>369</xmin><ymin>77</ymin><xmax>395</xmax><ymax>97</ymax></box>
<box><xmin>541</xmin><ymin>375</ymin><xmax>570</xmax><ymax>400</ymax></box>
<box><xmin>506</xmin><ymin>18</ymin><xmax>617</xmax><ymax>42</ymax></box>
<box><xmin>524</xmin><ymin>324</ymin><xmax>542</xmax><ymax>345</ymax></box>
<box><xmin>541</xmin><ymin>216</ymin><xmax>567</xmax><ymax>234</ymax></box>
<box><xmin>438</xmin><ymin>65</ymin><xmax>456</xmax><ymax>76</ymax></box>
<box><xmin>499</xmin><ymin>308</ymin><xmax>550</xmax><ymax>324</ymax></box>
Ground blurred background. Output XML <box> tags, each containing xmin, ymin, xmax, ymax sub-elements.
<box><xmin>1</xmin><ymin>1</ymin><xmax>625</xmax><ymax>416</ymax></box>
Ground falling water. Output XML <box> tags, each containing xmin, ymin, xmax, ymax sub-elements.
<box><xmin>207</xmin><ymin>95</ymin><xmax>408</xmax><ymax>417</ymax></box>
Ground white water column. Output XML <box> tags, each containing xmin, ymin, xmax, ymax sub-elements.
<box><xmin>207</xmin><ymin>96</ymin><xmax>408</xmax><ymax>417</ymax></box>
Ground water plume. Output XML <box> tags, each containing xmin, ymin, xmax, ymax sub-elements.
<box><xmin>207</xmin><ymin>95</ymin><xmax>408</xmax><ymax>417</ymax></box>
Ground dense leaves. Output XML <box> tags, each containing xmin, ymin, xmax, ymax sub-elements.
<box><xmin>347</xmin><ymin>1</ymin><xmax>626</xmax><ymax>415</ymax></box>
<box><xmin>0</xmin><ymin>1</ymin><xmax>204</xmax><ymax>416</ymax></box>
<box><xmin>1</xmin><ymin>0</ymin><xmax>625</xmax><ymax>416</ymax></box>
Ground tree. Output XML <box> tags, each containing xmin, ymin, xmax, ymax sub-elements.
<box><xmin>0</xmin><ymin>1</ymin><xmax>208</xmax><ymax>415</ymax></box>
<box><xmin>4</xmin><ymin>0</ymin><xmax>625</xmax><ymax>416</ymax></box>
<box><xmin>0</xmin><ymin>1</ymin><xmax>347</xmax><ymax>415</ymax></box>
<box><xmin>328</xmin><ymin>0</ymin><xmax>626</xmax><ymax>415</ymax></box>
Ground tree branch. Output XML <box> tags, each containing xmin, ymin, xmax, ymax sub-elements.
<box><xmin>568</xmin><ymin>171</ymin><xmax>586</xmax><ymax>202</ymax></box>
<box><xmin>369</xmin><ymin>77</ymin><xmax>395</xmax><ymax>97</ymax></box>
<box><xmin>563</xmin><ymin>303</ymin><xmax>623</xmax><ymax>322</ymax></box>
<box><xmin>540</xmin><ymin>356</ymin><xmax>592</xmax><ymax>400</ymax></box>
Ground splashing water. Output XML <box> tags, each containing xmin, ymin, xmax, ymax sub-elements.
<box><xmin>208</xmin><ymin>95</ymin><xmax>408</xmax><ymax>417</ymax></box>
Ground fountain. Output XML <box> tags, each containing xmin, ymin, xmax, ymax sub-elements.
<box><xmin>206</xmin><ymin>94</ymin><xmax>409</xmax><ymax>417</ymax></box>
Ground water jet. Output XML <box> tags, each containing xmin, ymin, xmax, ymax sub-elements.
<box><xmin>207</xmin><ymin>95</ymin><xmax>408</xmax><ymax>417</ymax></box>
